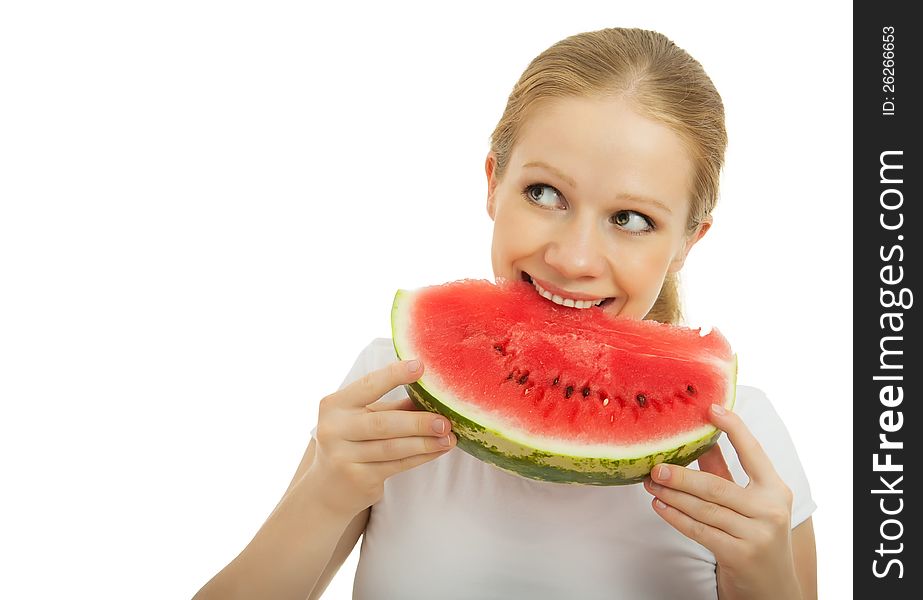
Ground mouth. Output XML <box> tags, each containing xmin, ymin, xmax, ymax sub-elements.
<box><xmin>520</xmin><ymin>271</ymin><xmax>615</xmax><ymax>310</ymax></box>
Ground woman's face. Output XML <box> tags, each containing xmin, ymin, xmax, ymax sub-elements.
<box><xmin>486</xmin><ymin>96</ymin><xmax>711</xmax><ymax>320</ymax></box>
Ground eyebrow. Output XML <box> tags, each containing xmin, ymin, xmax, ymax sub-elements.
<box><xmin>522</xmin><ymin>161</ymin><xmax>674</xmax><ymax>215</ymax></box>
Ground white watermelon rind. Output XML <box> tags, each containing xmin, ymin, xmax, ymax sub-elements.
<box><xmin>391</xmin><ymin>288</ymin><xmax>738</xmax><ymax>486</ymax></box>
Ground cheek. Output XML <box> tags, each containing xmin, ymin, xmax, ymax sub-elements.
<box><xmin>612</xmin><ymin>240</ymin><xmax>679</xmax><ymax>316</ymax></box>
<box><xmin>618</xmin><ymin>243</ymin><xmax>673</xmax><ymax>287</ymax></box>
<box><xmin>492</xmin><ymin>199</ymin><xmax>544</xmax><ymax>257</ymax></box>
<box><xmin>491</xmin><ymin>203</ymin><xmax>528</xmax><ymax>276</ymax></box>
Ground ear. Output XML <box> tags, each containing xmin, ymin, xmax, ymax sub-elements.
<box><xmin>667</xmin><ymin>216</ymin><xmax>712</xmax><ymax>274</ymax></box>
<box><xmin>485</xmin><ymin>152</ymin><xmax>499</xmax><ymax>221</ymax></box>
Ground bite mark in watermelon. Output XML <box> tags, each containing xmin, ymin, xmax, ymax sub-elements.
<box><xmin>391</xmin><ymin>279</ymin><xmax>737</xmax><ymax>485</ymax></box>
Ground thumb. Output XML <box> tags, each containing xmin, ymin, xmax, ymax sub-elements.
<box><xmin>696</xmin><ymin>443</ymin><xmax>735</xmax><ymax>483</ymax></box>
<box><xmin>367</xmin><ymin>395</ymin><xmax>419</xmax><ymax>413</ymax></box>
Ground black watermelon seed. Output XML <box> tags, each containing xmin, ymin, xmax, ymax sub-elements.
<box><xmin>686</xmin><ymin>384</ymin><xmax>696</xmax><ymax>395</ymax></box>
<box><xmin>517</xmin><ymin>374</ymin><xmax>529</xmax><ymax>385</ymax></box>
<box><xmin>582</xmin><ymin>387</ymin><xmax>591</xmax><ymax>398</ymax></box>
<box><xmin>635</xmin><ymin>393</ymin><xmax>647</xmax><ymax>407</ymax></box>
<box><xmin>565</xmin><ymin>385</ymin><xmax>575</xmax><ymax>399</ymax></box>
<box><xmin>506</xmin><ymin>371</ymin><xmax>514</xmax><ymax>380</ymax></box>
<box><xmin>552</xmin><ymin>376</ymin><xmax>559</xmax><ymax>386</ymax></box>
<box><xmin>494</xmin><ymin>344</ymin><xmax>503</xmax><ymax>353</ymax></box>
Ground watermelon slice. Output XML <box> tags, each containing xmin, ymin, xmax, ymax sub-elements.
<box><xmin>390</xmin><ymin>278</ymin><xmax>737</xmax><ymax>485</ymax></box>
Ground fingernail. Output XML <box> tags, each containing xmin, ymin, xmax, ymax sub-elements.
<box><xmin>654</xmin><ymin>498</ymin><xmax>668</xmax><ymax>510</ymax></box>
<box><xmin>647</xmin><ymin>479</ymin><xmax>662</xmax><ymax>492</ymax></box>
<box><xmin>432</xmin><ymin>419</ymin><xmax>446</xmax><ymax>434</ymax></box>
<box><xmin>710</xmin><ymin>403</ymin><xmax>726</xmax><ymax>415</ymax></box>
<box><xmin>438</xmin><ymin>434</ymin><xmax>452</xmax><ymax>447</ymax></box>
<box><xmin>655</xmin><ymin>464</ymin><xmax>671</xmax><ymax>481</ymax></box>
<box><xmin>406</xmin><ymin>359</ymin><xmax>420</xmax><ymax>373</ymax></box>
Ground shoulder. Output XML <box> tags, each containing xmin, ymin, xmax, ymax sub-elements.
<box><xmin>341</xmin><ymin>338</ymin><xmax>397</xmax><ymax>378</ymax></box>
<box><xmin>732</xmin><ymin>384</ymin><xmax>776</xmax><ymax>420</ymax></box>
<box><xmin>359</xmin><ymin>337</ymin><xmax>398</xmax><ymax>372</ymax></box>
<box><xmin>726</xmin><ymin>384</ymin><xmax>797</xmax><ymax>458</ymax></box>
<box><xmin>335</xmin><ymin>338</ymin><xmax>404</xmax><ymax>402</ymax></box>
<box><xmin>730</xmin><ymin>385</ymin><xmax>799</xmax><ymax>453</ymax></box>
<box><xmin>369</xmin><ymin>337</ymin><xmax>398</xmax><ymax>361</ymax></box>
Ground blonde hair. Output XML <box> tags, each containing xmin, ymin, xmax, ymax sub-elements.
<box><xmin>489</xmin><ymin>28</ymin><xmax>727</xmax><ymax>324</ymax></box>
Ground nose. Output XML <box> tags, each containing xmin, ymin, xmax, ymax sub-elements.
<box><xmin>542</xmin><ymin>215</ymin><xmax>607</xmax><ymax>280</ymax></box>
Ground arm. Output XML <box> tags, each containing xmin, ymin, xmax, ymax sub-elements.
<box><xmin>194</xmin><ymin>358</ymin><xmax>454</xmax><ymax>600</ymax></box>
<box><xmin>308</xmin><ymin>507</ymin><xmax>370</xmax><ymax>600</ymax></box>
<box><xmin>193</xmin><ymin>438</ymin><xmax>364</xmax><ymax>600</ymax></box>
<box><xmin>283</xmin><ymin>436</ymin><xmax>371</xmax><ymax>600</ymax></box>
<box><xmin>643</xmin><ymin>405</ymin><xmax>817</xmax><ymax>600</ymax></box>
<box><xmin>791</xmin><ymin>518</ymin><xmax>817</xmax><ymax>600</ymax></box>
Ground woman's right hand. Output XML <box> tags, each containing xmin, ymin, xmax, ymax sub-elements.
<box><xmin>307</xmin><ymin>359</ymin><xmax>455</xmax><ymax>518</ymax></box>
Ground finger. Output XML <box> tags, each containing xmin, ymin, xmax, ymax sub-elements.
<box><xmin>350</xmin><ymin>433</ymin><xmax>456</xmax><ymax>462</ymax></box>
<box><xmin>643</xmin><ymin>478</ymin><xmax>750</xmax><ymax>538</ymax></box>
<box><xmin>650</xmin><ymin>463</ymin><xmax>761</xmax><ymax>518</ymax></box>
<box><xmin>346</xmin><ymin>409</ymin><xmax>451</xmax><ymax>442</ymax></box>
<box><xmin>376</xmin><ymin>445</ymin><xmax>454</xmax><ymax>478</ymax></box>
<box><xmin>650</xmin><ymin>497</ymin><xmax>737</xmax><ymax>562</ymax></box>
<box><xmin>696</xmin><ymin>444</ymin><xmax>735</xmax><ymax>483</ymax></box>
<box><xmin>367</xmin><ymin>395</ymin><xmax>418</xmax><ymax>413</ymax></box>
<box><xmin>709</xmin><ymin>404</ymin><xmax>776</xmax><ymax>485</ymax></box>
<box><xmin>338</xmin><ymin>359</ymin><xmax>425</xmax><ymax>408</ymax></box>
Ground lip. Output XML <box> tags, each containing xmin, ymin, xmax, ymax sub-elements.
<box><xmin>527</xmin><ymin>274</ymin><xmax>606</xmax><ymax>302</ymax></box>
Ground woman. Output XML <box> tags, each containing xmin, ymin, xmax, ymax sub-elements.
<box><xmin>195</xmin><ymin>27</ymin><xmax>817</xmax><ymax>600</ymax></box>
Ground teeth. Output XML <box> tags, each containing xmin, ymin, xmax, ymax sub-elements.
<box><xmin>531</xmin><ymin>280</ymin><xmax>606</xmax><ymax>309</ymax></box>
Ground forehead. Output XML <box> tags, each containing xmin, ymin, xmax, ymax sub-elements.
<box><xmin>510</xmin><ymin>96</ymin><xmax>695</xmax><ymax>214</ymax></box>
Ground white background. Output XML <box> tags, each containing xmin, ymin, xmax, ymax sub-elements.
<box><xmin>0</xmin><ymin>1</ymin><xmax>851</xmax><ymax>598</ymax></box>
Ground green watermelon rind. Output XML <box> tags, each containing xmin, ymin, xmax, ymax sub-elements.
<box><xmin>391</xmin><ymin>289</ymin><xmax>738</xmax><ymax>486</ymax></box>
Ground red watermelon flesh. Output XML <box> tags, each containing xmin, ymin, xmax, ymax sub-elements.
<box><xmin>391</xmin><ymin>278</ymin><xmax>737</xmax><ymax>485</ymax></box>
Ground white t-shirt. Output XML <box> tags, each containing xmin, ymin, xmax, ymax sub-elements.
<box><xmin>315</xmin><ymin>338</ymin><xmax>817</xmax><ymax>600</ymax></box>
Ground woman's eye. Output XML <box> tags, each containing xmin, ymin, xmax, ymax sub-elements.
<box><xmin>524</xmin><ymin>184</ymin><xmax>563</xmax><ymax>207</ymax></box>
<box><xmin>523</xmin><ymin>185</ymin><xmax>653</xmax><ymax>234</ymax></box>
<box><xmin>611</xmin><ymin>210</ymin><xmax>653</xmax><ymax>233</ymax></box>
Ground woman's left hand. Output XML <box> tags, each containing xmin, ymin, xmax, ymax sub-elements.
<box><xmin>643</xmin><ymin>403</ymin><xmax>802</xmax><ymax>600</ymax></box>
